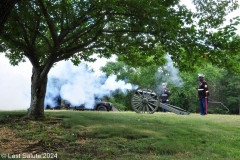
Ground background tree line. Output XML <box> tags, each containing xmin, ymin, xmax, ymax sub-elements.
<box><xmin>101</xmin><ymin>60</ymin><xmax>240</xmax><ymax>114</ymax></box>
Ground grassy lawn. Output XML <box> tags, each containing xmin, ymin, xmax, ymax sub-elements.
<box><xmin>0</xmin><ymin>110</ymin><xmax>240</xmax><ymax>160</ymax></box>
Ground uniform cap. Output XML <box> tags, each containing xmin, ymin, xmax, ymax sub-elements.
<box><xmin>162</xmin><ymin>83</ymin><xmax>167</xmax><ymax>86</ymax></box>
<box><xmin>198</xmin><ymin>74</ymin><xmax>204</xmax><ymax>78</ymax></box>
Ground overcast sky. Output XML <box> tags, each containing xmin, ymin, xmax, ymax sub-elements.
<box><xmin>0</xmin><ymin>1</ymin><xmax>239</xmax><ymax>110</ymax></box>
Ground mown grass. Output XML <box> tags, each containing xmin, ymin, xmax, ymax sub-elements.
<box><xmin>0</xmin><ymin>110</ymin><xmax>240</xmax><ymax>160</ymax></box>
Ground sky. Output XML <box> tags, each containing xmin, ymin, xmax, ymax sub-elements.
<box><xmin>0</xmin><ymin>1</ymin><xmax>240</xmax><ymax>110</ymax></box>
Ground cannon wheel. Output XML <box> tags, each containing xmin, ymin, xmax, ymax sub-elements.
<box><xmin>131</xmin><ymin>87</ymin><xmax>160</xmax><ymax>114</ymax></box>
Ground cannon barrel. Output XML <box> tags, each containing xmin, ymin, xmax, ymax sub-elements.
<box><xmin>134</xmin><ymin>89</ymin><xmax>158</xmax><ymax>98</ymax></box>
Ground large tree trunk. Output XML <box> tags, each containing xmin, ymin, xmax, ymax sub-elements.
<box><xmin>27</xmin><ymin>67</ymin><xmax>48</xmax><ymax>118</ymax></box>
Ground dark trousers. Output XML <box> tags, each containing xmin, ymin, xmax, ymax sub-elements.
<box><xmin>199</xmin><ymin>98</ymin><xmax>207</xmax><ymax>115</ymax></box>
<box><xmin>162</xmin><ymin>101</ymin><xmax>168</xmax><ymax>112</ymax></box>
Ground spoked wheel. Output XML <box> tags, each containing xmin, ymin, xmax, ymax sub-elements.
<box><xmin>97</xmin><ymin>105</ymin><xmax>107</xmax><ymax>111</ymax></box>
<box><xmin>131</xmin><ymin>87</ymin><xmax>160</xmax><ymax>114</ymax></box>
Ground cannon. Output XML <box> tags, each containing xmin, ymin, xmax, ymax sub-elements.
<box><xmin>131</xmin><ymin>87</ymin><xmax>190</xmax><ymax>115</ymax></box>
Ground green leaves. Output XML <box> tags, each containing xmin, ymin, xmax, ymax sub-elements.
<box><xmin>193</xmin><ymin>0</ymin><xmax>239</xmax><ymax>28</ymax></box>
<box><xmin>1</xmin><ymin>0</ymin><xmax>240</xmax><ymax>73</ymax></box>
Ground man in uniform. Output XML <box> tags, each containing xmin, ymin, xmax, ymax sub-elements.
<box><xmin>197</xmin><ymin>74</ymin><xmax>209</xmax><ymax>115</ymax></box>
<box><xmin>160</xmin><ymin>83</ymin><xmax>171</xmax><ymax>112</ymax></box>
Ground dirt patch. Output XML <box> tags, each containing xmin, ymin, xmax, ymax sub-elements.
<box><xmin>0</xmin><ymin>115</ymin><xmax>65</xmax><ymax>157</ymax></box>
<box><xmin>0</xmin><ymin>114</ymin><xmax>100</xmax><ymax>159</ymax></box>
<box><xmin>0</xmin><ymin>126</ymin><xmax>46</xmax><ymax>155</ymax></box>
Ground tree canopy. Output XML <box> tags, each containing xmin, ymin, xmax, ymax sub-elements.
<box><xmin>0</xmin><ymin>0</ymin><xmax>19</xmax><ymax>34</ymax></box>
<box><xmin>1</xmin><ymin>0</ymin><xmax>239</xmax><ymax>70</ymax></box>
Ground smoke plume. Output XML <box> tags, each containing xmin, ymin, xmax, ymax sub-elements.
<box><xmin>45</xmin><ymin>61</ymin><xmax>136</xmax><ymax>108</ymax></box>
<box><xmin>155</xmin><ymin>54</ymin><xmax>184</xmax><ymax>88</ymax></box>
<box><xmin>0</xmin><ymin>54</ymin><xmax>31</xmax><ymax>110</ymax></box>
<box><xmin>0</xmin><ymin>54</ymin><xmax>135</xmax><ymax>110</ymax></box>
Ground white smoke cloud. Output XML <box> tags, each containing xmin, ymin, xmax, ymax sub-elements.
<box><xmin>164</xmin><ymin>54</ymin><xmax>184</xmax><ymax>87</ymax></box>
<box><xmin>101</xmin><ymin>75</ymin><xmax>133</xmax><ymax>91</ymax></box>
<box><xmin>0</xmin><ymin>53</ymin><xmax>135</xmax><ymax>110</ymax></box>
<box><xmin>155</xmin><ymin>54</ymin><xmax>184</xmax><ymax>88</ymax></box>
<box><xmin>0</xmin><ymin>53</ymin><xmax>31</xmax><ymax>110</ymax></box>
<box><xmin>45</xmin><ymin>61</ymin><xmax>136</xmax><ymax>109</ymax></box>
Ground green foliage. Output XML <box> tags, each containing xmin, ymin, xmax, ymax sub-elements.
<box><xmin>193</xmin><ymin>0</ymin><xmax>239</xmax><ymax>28</ymax></box>
<box><xmin>101</xmin><ymin>61</ymin><xmax>162</xmax><ymax>87</ymax></box>
<box><xmin>110</xmin><ymin>100</ymin><xmax>126</xmax><ymax>111</ymax></box>
<box><xmin>108</xmin><ymin>89</ymin><xmax>133</xmax><ymax>111</ymax></box>
<box><xmin>220</xmin><ymin>71</ymin><xmax>240</xmax><ymax>114</ymax></box>
<box><xmin>0</xmin><ymin>0</ymin><xmax>187</xmax><ymax>67</ymax></box>
<box><xmin>100</xmin><ymin>61</ymin><xmax>136</xmax><ymax>82</ymax></box>
<box><xmin>1</xmin><ymin>0</ymin><xmax>239</xmax><ymax>71</ymax></box>
<box><xmin>208</xmin><ymin>107</ymin><xmax>227</xmax><ymax>114</ymax></box>
<box><xmin>163</xmin><ymin>64</ymin><xmax>240</xmax><ymax>114</ymax></box>
<box><xmin>102</xmin><ymin>60</ymin><xmax>240</xmax><ymax>114</ymax></box>
<box><xmin>168</xmin><ymin>63</ymin><xmax>231</xmax><ymax>113</ymax></box>
<box><xmin>168</xmin><ymin>72</ymin><xmax>198</xmax><ymax>112</ymax></box>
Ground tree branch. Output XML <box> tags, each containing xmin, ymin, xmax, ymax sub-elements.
<box><xmin>40</xmin><ymin>57</ymin><xmax>54</xmax><ymax>82</ymax></box>
<box><xmin>6</xmin><ymin>41</ymin><xmax>40</xmax><ymax>68</ymax></box>
<box><xmin>31</xmin><ymin>14</ymin><xmax>41</xmax><ymax>45</ymax></box>
<box><xmin>61</xmin><ymin>17</ymin><xmax>103</xmax><ymax>47</ymax></box>
<box><xmin>0</xmin><ymin>0</ymin><xmax>19</xmax><ymax>34</ymax></box>
<box><xmin>28</xmin><ymin>3</ymin><xmax>42</xmax><ymax>46</ymax></box>
<box><xmin>24</xmin><ymin>51</ymin><xmax>40</xmax><ymax>68</ymax></box>
<box><xmin>102</xmin><ymin>29</ymin><xmax>157</xmax><ymax>34</ymax></box>
<box><xmin>58</xmin><ymin>15</ymin><xmax>94</xmax><ymax>44</ymax></box>
<box><xmin>55</xmin><ymin>30</ymin><xmax>102</xmax><ymax>62</ymax></box>
<box><xmin>36</xmin><ymin>31</ymin><xmax>53</xmax><ymax>49</ymax></box>
<box><xmin>37</xmin><ymin>0</ymin><xmax>58</xmax><ymax>46</ymax></box>
<box><xmin>58</xmin><ymin>3</ymin><xmax>99</xmax><ymax>43</ymax></box>
<box><xmin>13</xmin><ymin>16</ymin><xmax>31</xmax><ymax>46</ymax></box>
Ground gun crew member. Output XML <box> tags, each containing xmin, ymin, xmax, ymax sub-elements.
<box><xmin>160</xmin><ymin>83</ymin><xmax>171</xmax><ymax>112</ymax></box>
<box><xmin>197</xmin><ymin>74</ymin><xmax>210</xmax><ymax>115</ymax></box>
